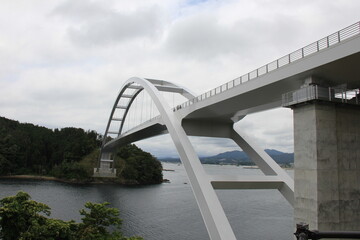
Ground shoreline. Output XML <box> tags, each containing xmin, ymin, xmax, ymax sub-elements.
<box><xmin>0</xmin><ymin>175</ymin><xmax>165</xmax><ymax>185</ymax></box>
<box><xmin>0</xmin><ymin>175</ymin><xmax>88</xmax><ymax>184</ymax></box>
<box><xmin>0</xmin><ymin>174</ymin><xmax>121</xmax><ymax>185</ymax></box>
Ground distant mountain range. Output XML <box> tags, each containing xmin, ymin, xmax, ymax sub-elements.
<box><xmin>159</xmin><ymin>149</ymin><xmax>294</xmax><ymax>166</ymax></box>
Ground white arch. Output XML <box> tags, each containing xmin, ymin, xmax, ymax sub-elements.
<box><xmin>101</xmin><ymin>78</ymin><xmax>196</xmax><ymax>150</ymax></box>
<box><xmin>100</xmin><ymin>77</ymin><xmax>237</xmax><ymax>240</ymax></box>
<box><xmin>99</xmin><ymin>77</ymin><xmax>294</xmax><ymax>240</ymax></box>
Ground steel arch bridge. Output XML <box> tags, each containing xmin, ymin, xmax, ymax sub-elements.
<box><xmin>95</xmin><ymin>22</ymin><xmax>360</xmax><ymax>240</ymax></box>
<box><xmin>95</xmin><ymin>77</ymin><xmax>294</xmax><ymax>240</ymax></box>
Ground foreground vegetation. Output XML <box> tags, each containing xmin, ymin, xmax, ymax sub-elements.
<box><xmin>0</xmin><ymin>116</ymin><xmax>162</xmax><ymax>184</ymax></box>
<box><xmin>0</xmin><ymin>191</ymin><xmax>143</xmax><ymax>240</ymax></box>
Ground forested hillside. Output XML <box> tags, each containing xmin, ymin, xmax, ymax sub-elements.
<box><xmin>0</xmin><ymin>116</ymin><xmax>163</xmax><ymax>184</ymax></box>
<box><xmin>0</xmin><ymin>116</ymin><xmax>100</xmax><ymax>176</ymax></box>
<box><xmin>114</xmin><ymin>144</ymin><xmax>163</xmax><ymax>184</ymax></box>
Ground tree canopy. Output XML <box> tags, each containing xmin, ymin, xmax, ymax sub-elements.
<box><xmin>0</xmin><ymin>191</ymin><xmax>143</xmax><ymax>240</ymax></box>
<box><xmin>0</xmin><ymin>116</ymin><xmax>101</xmax><ymax>176</ymax></box>
<box><xmin>115</xmin><ymin>144</ymin><xmax>163</xmax><ymax>184</ymax></box>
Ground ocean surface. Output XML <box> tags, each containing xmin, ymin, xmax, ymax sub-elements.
<box><xmin>0</xmin><ymin>163</ymin><xmax>294</xmax><ymax>240</ymax></box>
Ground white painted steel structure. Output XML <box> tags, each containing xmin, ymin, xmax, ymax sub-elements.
<box><xmin>98</xmin><ymin>22</ymin><xmax>360</xmax><ymax>240</ymax></box>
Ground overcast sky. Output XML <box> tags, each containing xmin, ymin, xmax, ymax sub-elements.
<box><xmin>1</xmin><ymin>0</ymin><xmax>359</xmax><ymax>158</ymax></box>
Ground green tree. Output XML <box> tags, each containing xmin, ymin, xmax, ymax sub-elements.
<box><xmin>77</xmin><ymin>202</ymin><xmax>122</xmax><ymax>240</ymax></box>
<box><xmin>116</xmin><ymin>144</ymin><xmax>163</xmax><ymax>184</ymax></box>
<box><xmin>51</xmin><ymin>161</ymin><xmax>91</xmax><ymax>180</ymax></box>
<box><xmin>76</xmin><ymin>202</ymin><xmax>143</xmax><ymax>240</ymax></box>
<box><xmin>0</xmin><ymin>154</ymin><xmax>12</xmax><ymax>175</ymax></box>
<box><xmin>0</xmin><ymin>191</ymin><xmax>77</xmax><ymax>240</ymax></box>
<box><xmin>18</xmin><ymin>218</ymin><xmax>78</xmax><ymax>240</ymax></box>
<box><xmin>0</xmin><ymin>192</ymin><xmax>143</xmax><ymax>240</ymax></box>
<box><xmin>0</xmin><ymin>191</ymin><xmax>50</xmax><ymax>240</ymax></box>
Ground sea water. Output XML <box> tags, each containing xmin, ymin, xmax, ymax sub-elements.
<box><xmin>0</xmin><ymin>163</ymin><xmax>294</xmax><ymax>240</ymax></box>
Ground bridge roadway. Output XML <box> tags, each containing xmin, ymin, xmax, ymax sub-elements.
<box><xmin>99</xmin><ymin>22</ymin><xmax>360</xmax><ymax>240</ymax></box>
<box><xmin>103</xmin><ymin>30</ymin><xmax>360</xmax><ymax>152</ymax></box>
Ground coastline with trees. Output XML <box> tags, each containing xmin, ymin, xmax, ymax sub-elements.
<box><xmin>0</xmin><ymin>116</ymin><xmax>163</xmax><ymax>185</ymax></box>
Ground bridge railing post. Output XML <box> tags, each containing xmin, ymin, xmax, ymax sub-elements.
<box><xmin>316</xmin><ymin>40</ymin><xmax>319</xmax><ymax>52</ymax></box>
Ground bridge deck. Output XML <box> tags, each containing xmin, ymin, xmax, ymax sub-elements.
<box><xmin>103</xmin><ymin>24</ymin><xmax>360</xmax><ymax>152</ymax></box>
<box><xmin>177</xmin><ymin>34</ymin><xmax>360</xmax><ymax>121</ymax></box>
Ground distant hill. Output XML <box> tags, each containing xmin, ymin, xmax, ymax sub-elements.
<box><xmin>159</xmin><ymin>149</ymin><xmax>294</xmax><ymax>166</ymax></box>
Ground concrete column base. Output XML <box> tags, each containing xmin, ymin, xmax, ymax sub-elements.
<box><xmin>293</xmin><ymin>102</ymin><xmax>360</xmax><ymax>232</ymax></box>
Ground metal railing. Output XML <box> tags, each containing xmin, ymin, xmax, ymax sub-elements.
<box><xmin>282</xmin><ymin>85</ymin><xmax>359</xmax><ymax>107</ymax></box>
<box><xmin>176</xmin><ymin>21</ymin><xmax>360</xmax><ymax>110</ymax></box>
<box><xmin>121</xmin><ymin>115</ymin><xmax>162</xmax><ymax>135</ymax></box>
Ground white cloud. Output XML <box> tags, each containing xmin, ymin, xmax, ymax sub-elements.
<box><xmin>53</xmin><ymin>1</ymin><xmax>164</xmax><ymax>47</ymax></box>
<box><xmin>165</xmin><ymin>13</ymin><xmax>243</xmax><ymax>59</ymax></box>
<box><xmin>236</xmin><ymin>108</ymin><xmax>294</xmax><ymax>153</ymax></box>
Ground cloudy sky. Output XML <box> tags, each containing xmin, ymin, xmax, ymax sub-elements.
<box><xmin>1</xmin><ymin>0</ymin><xmax>359</xmax><ymax>158</ymax></box>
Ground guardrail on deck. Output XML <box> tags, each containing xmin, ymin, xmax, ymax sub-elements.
<box><xmin>282</xmin><ymin>85</ymin><xmax>359</xmax><ymax>107</ymax></box>
<box><xmin>176</xmin><ymin>21</ymin><xmax>360</xmax><ymax>110</ymax></box>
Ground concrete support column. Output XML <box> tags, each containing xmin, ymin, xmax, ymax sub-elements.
<box><xmin>293</xmin><ymin>102</ymin><xmax>360</xmax><ymax>231</ymax></box>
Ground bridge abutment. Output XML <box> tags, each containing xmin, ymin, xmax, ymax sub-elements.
<box><xmin>293</xmin><ymin>102</ymin><xmax>360</xmax><ymax>231</ymax></box>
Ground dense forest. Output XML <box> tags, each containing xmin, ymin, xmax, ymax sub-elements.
<box><xmin>0</xmin><ymin>116</ymin><xmax>163</xmax><ymax>184</ymax></box>
<box><xmin>114</xmin><ymin>144</ymin><xmax>163</xmax><ymax>184</ymax></box>
<box><xmin>0</xmin><ymin>116</ymin><xmax>101</xmax><ymax>176</ymax></box>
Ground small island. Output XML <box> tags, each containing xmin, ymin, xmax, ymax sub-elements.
<box><xmin>0</xmin><ymin>116</ymin><xmax>163</xmax><ymax>185</ymax></box>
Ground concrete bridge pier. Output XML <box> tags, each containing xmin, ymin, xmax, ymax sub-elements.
<box><xmin>93</xmin><ymin>152</ymin><xmax>117</xmax><ymax>178</ymax></box>
<box><xmin>292</xmin><ymin>101</ymin><xmax>360</xmax><ymax>232</ymax></box>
